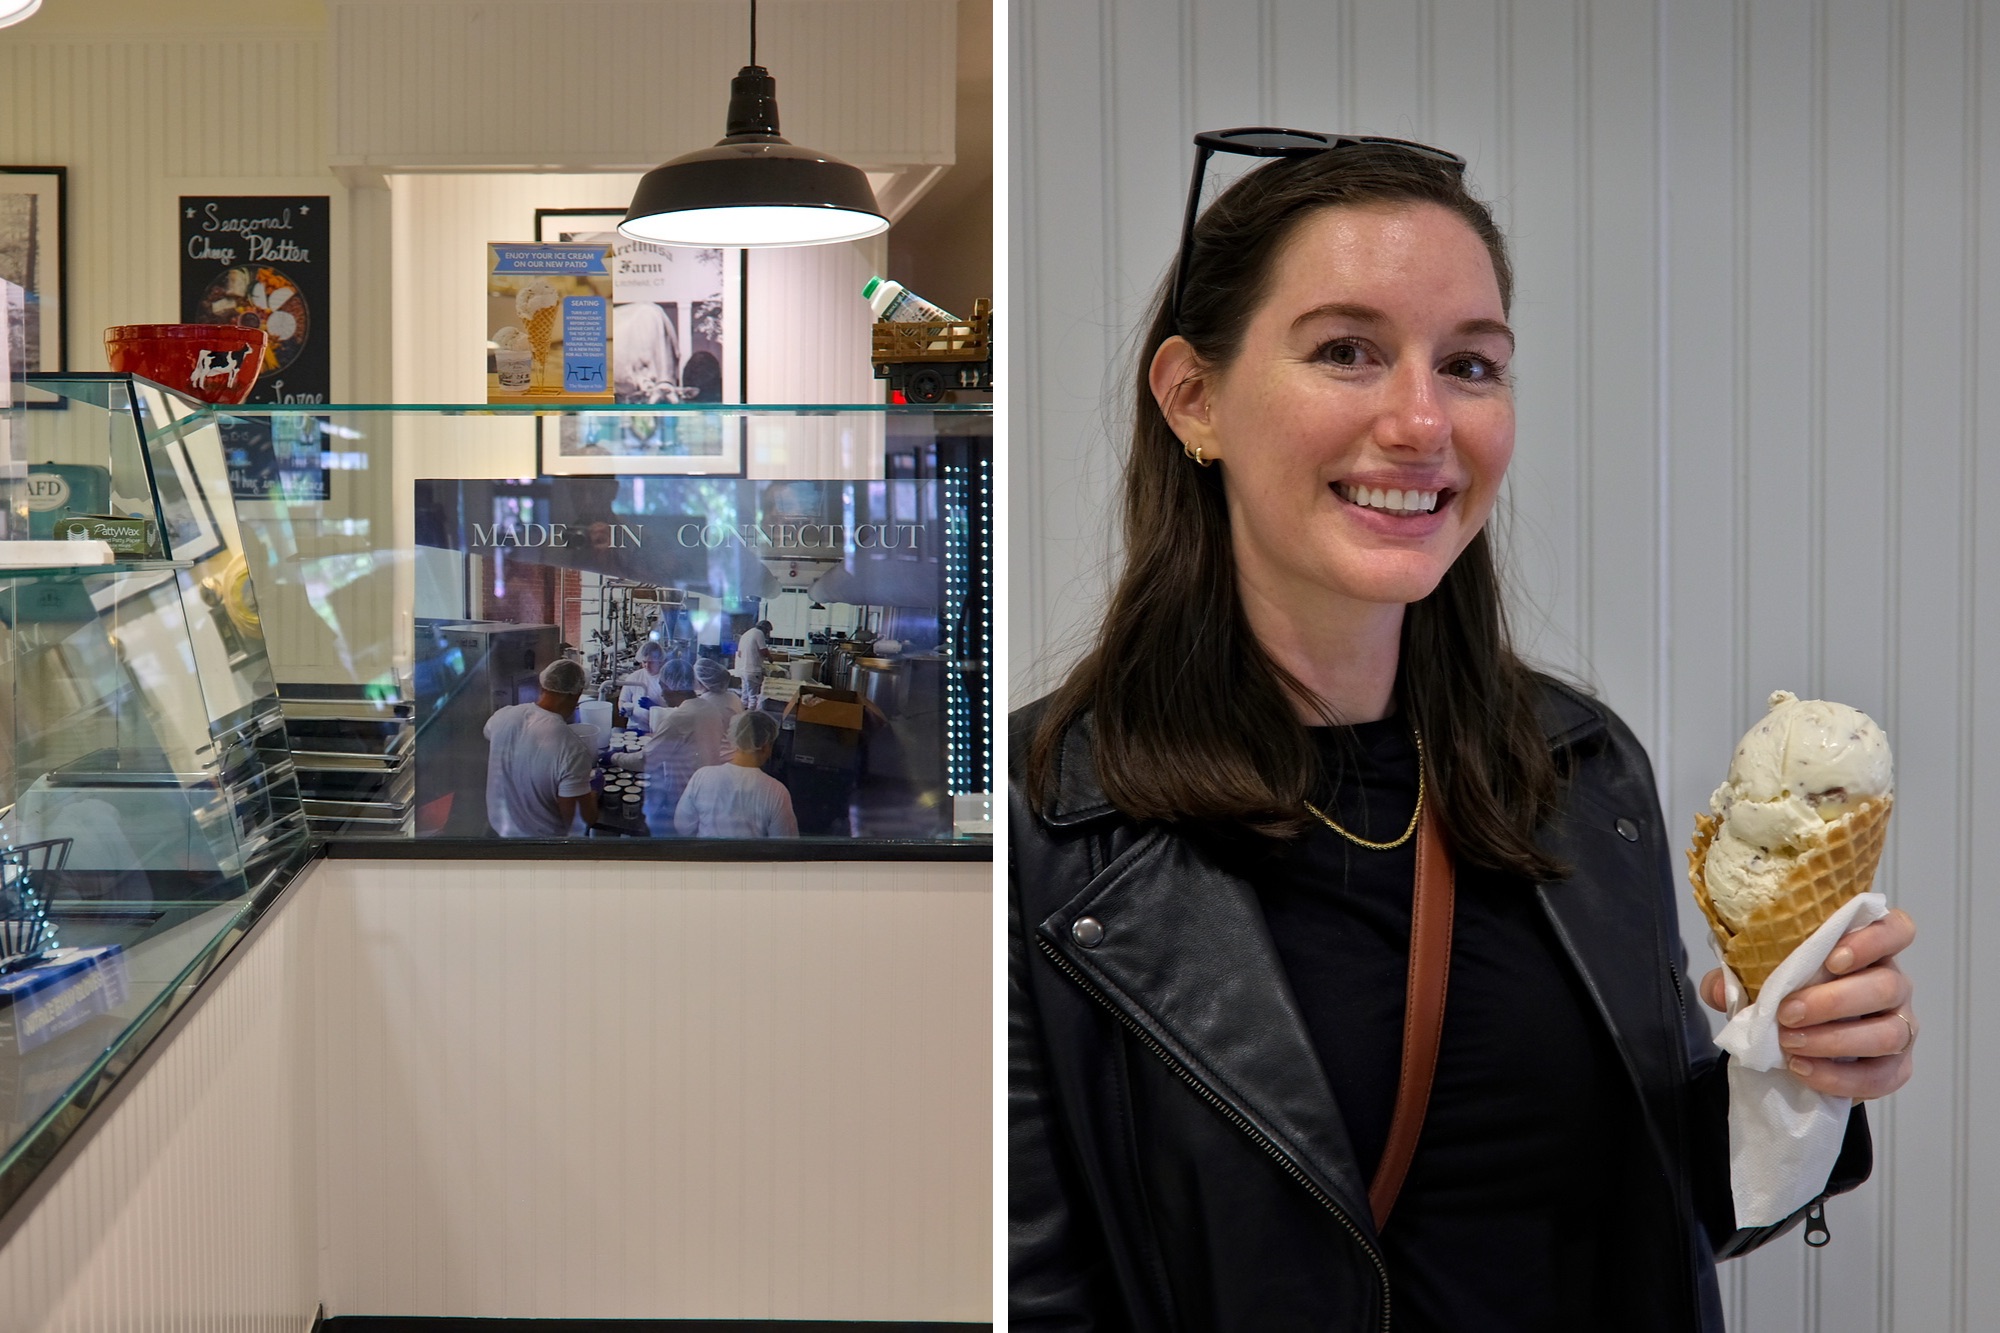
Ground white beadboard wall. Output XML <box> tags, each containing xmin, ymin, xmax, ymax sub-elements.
<box><xmin>1012</xmin><ymin>1</ymin><xmax>1998</xmax><ymax>1330</ymax></box>
<box><xmin>328</xmin><ymin>0</ymin><xmax>956</xmax><ymax>173</ymax></box>
<box><xmin>0</xmin><ymin>855</ymin><xmax>992</xmax><ymax>1326</ymax></box>
<box><xmin>0</xmin><ymin>883</ymin><xmax>320</xmax><ymax>1333</ymax></box>
<box><xmin>312</xmin><ymin>857</ymin><xmax>990</xmax><ymax>1321</ymax></box>
<box><xmin>0</xmin><ymin>29</ymin><xmax>342</xmax><ymax>381</ymax></box>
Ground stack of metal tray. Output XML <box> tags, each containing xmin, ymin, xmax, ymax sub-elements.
<box><xmin>276</xmin><ymin>685</ymin><xmax>414</xmax><ymax>837</ymax></box>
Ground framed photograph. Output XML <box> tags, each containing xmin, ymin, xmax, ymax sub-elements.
<box><xmin>0</xmin><ymin>167</ymin><xmax>67</xmax><ymax>381</ymax></box>
<box><xmin>534</xmin><ymin>208</ymin><xmax>747</xmax><ymax>477</ymax></box>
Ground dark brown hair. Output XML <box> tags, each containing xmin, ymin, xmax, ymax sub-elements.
<box><xmin>1027</xmin><ymin>144</ymin><xmax>1566</xmax><ymax>880</ymax></box>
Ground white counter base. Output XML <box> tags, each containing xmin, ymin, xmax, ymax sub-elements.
<box><xmin>0</xmin><ymin>855</ymin><xmax>992</xmax><ymax>1327</ymax></box>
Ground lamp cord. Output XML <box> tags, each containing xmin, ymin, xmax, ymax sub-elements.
<box><xmin>749</xmin><ymin>0</ymin><xmax>758</xmax><ymax>66</ymax></box>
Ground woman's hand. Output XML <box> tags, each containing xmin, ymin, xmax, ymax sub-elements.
<box><xmin>1700</xmin><ymin>907</ymin><xmax>1917</xmax><ymax>1101</ymax></box>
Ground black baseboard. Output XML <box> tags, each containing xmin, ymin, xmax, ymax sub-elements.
<box><xmin>318</xmin><ymin>1312</ymin><xmax>992</xmax><ymax>1320</ymax></box>
<box><xmin>321</xmin><ymin>1321</ymin><xmax>988</xmax><ymax>1332</ymax></box>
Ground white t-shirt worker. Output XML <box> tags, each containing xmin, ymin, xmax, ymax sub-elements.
<box><xmin>675</xmin><ymin>710</ymin><xmax>798</xmax><ymax>838</ymax></box>
<box><xmin>734</xmin><ymin>619</ymin><xmax>773</xmax><ymax>701</ymax></box>
<box><xmin>484</xmin><ymin>659</ymin><xmax>599</xmax><ymax>837</ymax></box>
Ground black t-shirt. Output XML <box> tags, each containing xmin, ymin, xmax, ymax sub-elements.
<box><xmin>1254</xmin><ymin>720</ymin><xmax>1646</xmax><ymax>1330</ymax></box>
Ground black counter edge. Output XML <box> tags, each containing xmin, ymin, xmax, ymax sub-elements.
<box><xmin>321</xmin><ymin>1321</ymin><xmax>989</xmax><ymax>1331</ymax></box>
<box><xmin>0</xmin><ymin>840</ymin><xmax>323</xmax><ymax>1252</ymax></box>
<box><xmin>323</xmin><ymin>837</ymin><xmax>992</xmax><ymax>862</ymax></box>
<box><xmin>318</xmin><ymin>1312</ymin><xmax>992</xmax><ymax>1320</ymax></box>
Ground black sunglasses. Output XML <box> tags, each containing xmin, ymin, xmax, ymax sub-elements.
<box><xmin>1168</xmin><ymin>128</ymin><xmax>1469</xmax><ymax>334</ymax></box>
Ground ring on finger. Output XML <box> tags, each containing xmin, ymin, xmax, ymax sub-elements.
<box><xmin>1891</xmin><ymin>1010</ymin><xmax>1917</xmax><ymax>1056</ymax></box>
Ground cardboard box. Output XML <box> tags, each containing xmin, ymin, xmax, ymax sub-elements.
<box><xmin>793</xmin><ymin>695</ymin><xmax>863</xmax><ymax>732</ymax></box>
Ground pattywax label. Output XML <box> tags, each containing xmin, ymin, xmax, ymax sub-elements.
<box><xmin>487</xmin><ymin>244</ymin><xmax>614</xmax><ymax>405</ymax></box>
<box><xmin>53</xmin><ymin>514</ymin><xmax>156</xmax><ymax>557</ymax></box>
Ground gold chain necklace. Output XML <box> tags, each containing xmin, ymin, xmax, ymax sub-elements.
<box><xmin>1302</xmin><ymin>729</ymin><xmax>1424</xmax><ymax>851</ymax></box>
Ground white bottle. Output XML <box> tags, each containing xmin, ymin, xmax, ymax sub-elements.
<box><xmin>863</xmin><ymin>276</ymin><xmax>956</xmax><ymax>324</ymax></box>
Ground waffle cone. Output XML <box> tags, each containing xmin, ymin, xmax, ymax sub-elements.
<box><xmin>522</xmin><ymin>306</ymin><xmax>558</xmax><ymax>363</ymax></box>
<box><xmin>1686</xmin><ymin>794</ymin><xmax>1893</xmax><ymax>1000</ymax></box>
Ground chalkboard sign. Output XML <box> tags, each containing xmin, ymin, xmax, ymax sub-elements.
<box><xmin>179</xmin><ymin>196</ymin><xmax>329</xmax><ymax>406</ymax></box>
<box><xmin>180</xmin><ymin>196</ymin><xmax>331</xmax><ymax>500</ymax></box>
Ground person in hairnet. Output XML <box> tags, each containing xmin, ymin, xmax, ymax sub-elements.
<box><xmin>483</xmin><ymin>658</ymin><xmax>599</xmax><ymax>837</ymax></box>
<box><xmin>618</xmin><ymin>639</ymin><xmax>670</xmax><ymax>720</ymax></box>
<box><xmin>675</xmin><ymin>710</ymin><xmax>799</xmax><ymax>838</ymax></box>
<box><xmin>660</xmin><ymin>646</ymin><xmax>696</xmax><ymax>694</ymax></box>
<box><xmin>609</xmin><ymin>655</ymin><xmax>743</xmax><ymax>835</ymax></box>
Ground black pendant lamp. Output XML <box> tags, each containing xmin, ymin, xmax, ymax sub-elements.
<box><xmin>620</xmin><ymin>0</ymin><xmax>888</xmax><ymax>249</ymax></box>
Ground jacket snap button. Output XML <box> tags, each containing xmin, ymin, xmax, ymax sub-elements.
<box><xmin>1071</xmin><ymin>916</ymin><xmax>1105</xmax><ymax>948</ymax></box>
<box><xmin>1615</xmin><ymin>817</ymin><xmax>1639</xmax><ymax>842</ymax></box>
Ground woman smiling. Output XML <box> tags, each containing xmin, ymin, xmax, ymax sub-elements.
<box><xmin>1009</xmin><ymin>136</ymin><xmax>1916</xmax><ymax>1331</ymax></box>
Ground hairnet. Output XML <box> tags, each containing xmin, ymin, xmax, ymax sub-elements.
<box><xmin>639</xmin><ymin>640</ymin><xmax>665</xmax><ymax>663</ymax></box>
<box><xmin>539</xmin><ymin>658</ymin><xmax>588</xmax><ymax>694</ymax></box>
<box><xmin>694</xmin><ymin>657</ymin><xmax>732</xmax><ymax>692</ymax></box>
<box><xmin>729</xmin><ymin>709</ymin><xmax>780</xmax><ymax>753</ymax></box>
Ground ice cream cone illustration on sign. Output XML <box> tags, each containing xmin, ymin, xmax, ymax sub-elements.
<box><xmin>486</xmin><ymin>244</ymin><xmax>613</xmax><ymax>405</ymax></box>
<box><xmin>1686</xmin><ymin>691</ymin><xmax>1894</xmax><ymax>1000</ymax></box>
<box><xmin>516</xmin><ymin>277</ymin><xmax>560</xmax><ymax>392</ymax></box>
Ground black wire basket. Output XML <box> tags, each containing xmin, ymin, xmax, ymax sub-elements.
<box><xmin>0</xmin><ymin>837</ymin><xmax>72</xmax><ymax>974</ymax></box>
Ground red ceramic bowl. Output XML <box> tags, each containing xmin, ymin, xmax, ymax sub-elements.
<box><xmin>104</xmin><ymin>324</ymin><xmax>270</xmax><ymax>405</ymax></box>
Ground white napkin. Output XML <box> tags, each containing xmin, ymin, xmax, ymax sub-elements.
<box><xmin>1710</xmin><ymin>891</ymin><xmax>1889</xmax><ymax>1226</ymax></box>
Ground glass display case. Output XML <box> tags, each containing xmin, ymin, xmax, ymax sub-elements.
<box><xmin>0</xmin><ymin>375</ymin><xmax>992</xmax><ymax>1230</ymax></box>
<box><xmin>0</xmin><ymin>374</ymin><xmax>311</xmax><ymax>1222</ymax></box>
<box><xmin>21</xmin><ymin>383</ymin><xmax>994</xmax><ymax>854</ymax></box>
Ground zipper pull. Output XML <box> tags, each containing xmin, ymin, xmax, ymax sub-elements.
<box><xmin>1803</xmin><ymin>1197</ymin><xmax>1830</xmax><ymax>1247</ymax></box>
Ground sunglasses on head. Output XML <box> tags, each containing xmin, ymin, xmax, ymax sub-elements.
<box><xmin>1169</xmin><ymin>128</ymin><xmax>1469</xmax><ymax>334</ymax></box>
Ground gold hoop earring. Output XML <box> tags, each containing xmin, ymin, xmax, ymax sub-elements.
<box><xmin>1182</xmin><ymin>438</ymin><xmax>1214</xmax><ymax>468</ymax></box>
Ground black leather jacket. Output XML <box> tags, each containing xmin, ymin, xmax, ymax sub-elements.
<box><xmin>1010</xmin><ymin>678</ymin><xmax>1871</xmax><ymax>1331</ymax></box>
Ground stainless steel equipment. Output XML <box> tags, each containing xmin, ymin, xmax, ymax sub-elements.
<box><xmin>278</xmin><ymin>684</ymin><xmax>415</xmax><ymax>837</ymax></box>
<box><xmin>584</xmin><ymin>581</ymin><xmax>691</xmax><ymax>700</ymax></box>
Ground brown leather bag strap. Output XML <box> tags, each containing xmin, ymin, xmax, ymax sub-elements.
<box><xmin>1367</xmin><ymin>802</ymin><xmax>1455</xmax><ymax>1231</ymax></box>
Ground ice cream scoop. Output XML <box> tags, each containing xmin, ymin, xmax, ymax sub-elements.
<box><xmin>1715</xmin><ymin>691</ymin><xmax>1891</xmax><ymax>818</ymax></box>
<box><xmin>515</xmin><ymin>277</ymin><xmax>559</xmax><ymax>317</ymax></box>
<box><xmin>492</xmin><ymin>325</ymin><xmax>529</xmax><ymax>350</ymax></box>
<box><xmin>1705</xmin><ymin>691</ymin><xmax>1892</xmax><ymax>928</ymax></box>
<box><xmin>1688</xmin><ymin>691</ymin><xmax>1894</xmax><ymax>999</ymax></box>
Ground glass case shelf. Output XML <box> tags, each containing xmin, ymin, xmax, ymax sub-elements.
<box><xmin>23</xmin><ymin>376</ymin><xmax>994</xmax><ymax>854</ymax></box>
